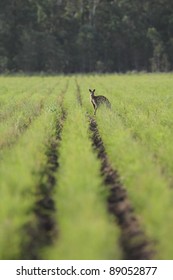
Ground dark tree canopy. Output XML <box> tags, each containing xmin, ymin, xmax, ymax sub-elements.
<box><xmin>0</xmin><ymin>0</ymin><xmax>173</xmax><ymax>73</ymax></box>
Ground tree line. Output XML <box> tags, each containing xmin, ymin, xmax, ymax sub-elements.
<box><xmin>0</xmin><ymin>0</ymin><xmax>173</xmax><ymax>73</ymax></box>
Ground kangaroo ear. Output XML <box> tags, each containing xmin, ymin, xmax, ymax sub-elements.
<box><xmin>89</xmin><ymin>89</ymin><xmax>92</xmax><ymax>92</ymax></box>
<box><xmin>93</xmin><ymin>89</ymin><xmax>95</xmax><ymax>92</ymax></box>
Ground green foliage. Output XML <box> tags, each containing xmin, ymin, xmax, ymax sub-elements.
<box><xmin>44</xmin><ymin>104</ymin><xmax>120</xmax><ymax>259</ymax></box>
<box><xmin>1</xmin><ymin>74</ymin><xmax>173</xmax><ymax>260</ymax></box>
<box><xmin>78</xmin><ymin>73</ymin><xmax>173</xmax><ymax>259</ymax></box>
<box><xmin>0</xmin><ymin>109</ymin><xmax>58</xmax><ymax>259</ymax></box>
<box><xmin>1</xmin><ymin>0</ymin><xmax>173</xmax><ymax>72</ymax></box>
<box><xmin>0</xmin><ymin>77</ymin><xmax>65</xmax><ymax>259</ymax></box>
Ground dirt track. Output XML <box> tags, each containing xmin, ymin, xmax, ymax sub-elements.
<box><xmin>74</xmin><ymin>81</ymin><xmax>154</xmax><ymax>259</ymax></box>
<box><xmin>21</xmin><ymin>86</ymin><xmax>67</xmax><ymax>259</ymax></box>
<box><xmin>21</xmin><ymin>80</ymin><xmax>154</xmax><ymax>259</ymax></box>
<box><xmin>89</xmin><ymin>116</ymin><xmax>154</xmax><ymax>259</ymax></box>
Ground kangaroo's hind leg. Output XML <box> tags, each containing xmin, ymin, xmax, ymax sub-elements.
<box><xmin>94</xmin><ymin>104</ymin><xmax>98</xmax><ymax>115</ymax></box>
<box><xmin>91</xmin><ymin>101</ymin><xmax>97</xmax><ymax>115</ymax></box>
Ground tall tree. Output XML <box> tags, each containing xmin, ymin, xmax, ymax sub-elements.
<box><xmin>0</xmin><ymin>0</ymin><xmax>173</xmax><ymax>73</ymax></box>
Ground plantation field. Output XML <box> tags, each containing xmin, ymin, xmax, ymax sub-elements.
<box><xmin>0</xmin><ymin>73</ymin><xmax>173</xmax><ymax>260</ymax></box>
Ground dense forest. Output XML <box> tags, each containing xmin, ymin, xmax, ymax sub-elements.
<box><xmin>0</xmin><ymin>0</ymin><xmax>173</xmax><ymax>73</ymax></box>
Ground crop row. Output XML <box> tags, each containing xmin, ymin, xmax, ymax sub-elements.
<box><xmin>91</xmin><ymin>74</ymin><xmax>173</xmax><ymax>184</ymax></box>
<box><xmin>44</xmin><ymin>81</ymin><xmax>120</xmax><ymax>259</ymax></box>
<box><xmin>77</xmin><ymin>74</ymin><xmax>173</xmax><ymax>259</ymax></box>
<box><xmin>0</xmin><ymin>77</ymin><xmax>66</xmax><ymax>259</ymax></box>
<box><xmin>0</xmin><ymin>77</ymin><xmax>65</xmax><ymax>155</ymax></box>
<box><xmin>0</xmin><ymin>77</ymin><xmax>121</xmax><ymax>259</ymax></box>
<box><xmin>0</xmin><ymin>74</ymin><xmax>173</xmax><ymax>259</ymax></box>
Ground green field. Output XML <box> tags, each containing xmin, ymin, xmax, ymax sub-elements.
<box><xmin>0</xmin><ymin>74</ymin><xmax>173</xmax><ymax>260</ymax></box>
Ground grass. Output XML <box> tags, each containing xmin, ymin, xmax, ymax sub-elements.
<box><xmin>96</xmin><ymin>108</ymin><xmax>173</xmax><ymax>259</ymax></box>
<box><xmin>0</xmin><ymin>74</ymin><xmax>173</xmax><ymax>259</ymax></box>
<box><xmin>79</xmin><ymin>73</ymin><xmax>173</xmax><ymax>259</ymax></box>
<box><xmin>44</xmin><ymin>80</ymin><xmax>121</xmax><ymax>259</ymax></box>
<box><xmin>92</xmin><ymin>74</ymin><xmax>173</xmax><ymax>184</ymax></box>
<box><xmin>0</xmin><ymin>77</ymin><xmax>64</xmax><ymax>156</ymax></box>
<box><xmin>0</xmin><ymin>79</ymin><xmax>65</xmax><ymax>259</ymax></box>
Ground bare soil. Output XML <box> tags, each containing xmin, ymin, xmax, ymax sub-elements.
<box><xmin>89</xmin><ymin>116</ymin><xmax>155</xmax><ymax>260</ymax></box>
<box><xmin>21</xmin><ymin>89</ymin><xmax>67</xmax><ymax>259</ymax></box>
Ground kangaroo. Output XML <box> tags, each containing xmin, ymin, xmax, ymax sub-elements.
<box><xmin>89</xmin><ymin>89</ymin><xmax>111</xmax><ymax>115</ymax></box>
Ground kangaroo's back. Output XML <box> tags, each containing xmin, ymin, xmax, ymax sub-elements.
<box><xmin>89</xmin><ymin>89</ymin><xmax>111</xmax><ymax>115</ymax></box>
<box><xmin>95</xmin><ymin>95</ymin><xmax>111</xmax><ymax>108</ymax></box>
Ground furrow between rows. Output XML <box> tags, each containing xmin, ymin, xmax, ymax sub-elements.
<box><xmin>22</xmin><ymin>108</ymin><xmax>66</xmax><ymax>259</ymax></box>
<box><xmin>0</xmin><ymin>82</ymin><xmax>59</xmax><ymax>154</ymax></box>
<box><xmin>75</xmin><ymin>78</ymin><xmax>83</xmax><ymax>107</ymax></box>
<box><xmin>21</xmin><ymin>98</ymin><xmax>67</xmax><ymax>259</ymax></box>
<box><xmin>74</xmin><ymin>80</ymin><xmax>154</xmax><ymax>259</ymax></box>
<box><xmin>88</xmin><ymin>116</ymin><xmax>154</xmax><ymax>260</ymax></box>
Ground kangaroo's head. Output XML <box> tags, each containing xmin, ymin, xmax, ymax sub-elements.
<box><xmin>89</xmin><ymin>89</ymin><xmax>95</xmax><ymax>97</ymax></box>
